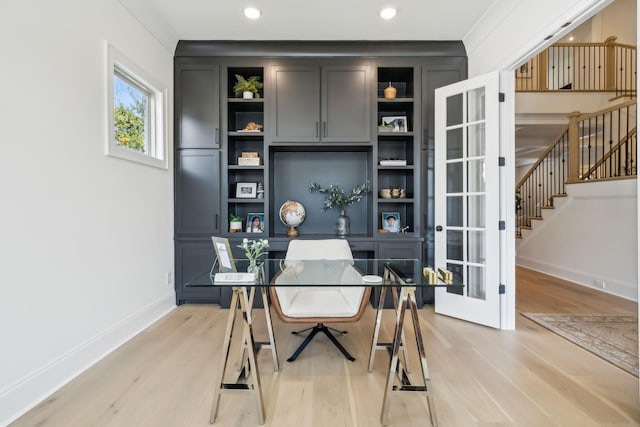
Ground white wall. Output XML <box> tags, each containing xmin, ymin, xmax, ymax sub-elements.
<box><xmin>516</xmin><ymin>180</ymin><xmax>638</xmax><ymax>300</ymax></box>
<box><xmin>464</xmin><ymin>0</ymin><xmax>614</xmax><ymax>76</ymax></box>
<box><xmin>599</xmin><ymin>0</ymin><xmax>637</xmax><ymax>44</ymax></box>
<box><xmin>0</xmin><ymin>1</ymin><xmax>175</xmax><ymax>424</ymax></box>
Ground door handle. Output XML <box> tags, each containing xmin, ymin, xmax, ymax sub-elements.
<box><xmin>436</xmin><ymin>225</ymin><xmax>443</xmax><ymax>232</ymax></box>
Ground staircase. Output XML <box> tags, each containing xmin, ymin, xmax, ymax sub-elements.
<box><xmin>516</xmin><ymin>100</ymin><xmax>637</xmax><ymax>239</ymax></box>
<box><xmin>515</xmin><ymin>36</ymin><xmax>637</xmax><ymax>239</ymax></box>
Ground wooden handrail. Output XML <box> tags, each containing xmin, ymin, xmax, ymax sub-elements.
<box><xmin>575</xmin><ymin>99</ymin><xmax>637</xmax><ymax>121</ymax></box>
<box><xmin>516</xmin><ymin>127</ymin><xmax>568</xmax><ymax>189</ymax></box>
<box><xmin>516</xmin><ymin>36</ymin><xmax>636</xmax><ymax>95</ymax></box>
<box><xmin>582</xmin><ymin>127</ymin><xmax>636</xmax><ymax>178</ymax></box>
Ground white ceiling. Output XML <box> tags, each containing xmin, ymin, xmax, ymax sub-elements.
<box><xmin>119</xmin><ymin>0</ymin><xmax>497</xmax><ymax>43</ymax></box>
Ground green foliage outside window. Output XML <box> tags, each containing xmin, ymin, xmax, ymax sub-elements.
<box><xmin>114</xmin><ymin>98</ymin><xmax>146</xmax><ymax>152</ymax></box>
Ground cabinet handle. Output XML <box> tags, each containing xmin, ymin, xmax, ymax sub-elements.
<box><xmin>215</xmin><ymin>127</ymin><xmax>219</xmax><ymax>145</ymax></box>
<box><xmin>323</xmin><ymin>121</ymin><xmax>327</xmax><ymax>138</ymax></box>
<box><xmin>215</xmin><ymin>214</ymin><xmax>219</xmax><ymax>230</ymax></box>
<box><xmin>315</xmin><ymin>122</ymin><xmax>319</xmax><ymax>138</ymax></box>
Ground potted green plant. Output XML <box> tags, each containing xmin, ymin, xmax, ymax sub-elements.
<box><xmin>229</xmin><ymin>213</ymin><xmax>243</xmax><ymax>232</ymax></box>
<box><xmin>309</xmin><ymin>181</ymin><xmax>372</xmax><ymax>237</ymax></box>
<box><xmin>233</xmin><ymin>74</ymin><xmax>263</xmax><ymax>99</ymax></box>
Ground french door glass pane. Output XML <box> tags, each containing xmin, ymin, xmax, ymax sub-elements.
<box><xmin>467</xmin><ymin>123</ymin><xmax>486</xmax><ymax>157</ymax></box>
<box><xmin>446</xmin><ymin>196</ymin><xmax>463</xmax><ymax>226</ymax></box>
<box><xmin>467</xmin><ymin>195</ymin><xmax>485</xmax><ymax>228</ymax></box>
<box><xmin>467</xmin><ymin>87</ymin><xmax>485</xmax><ymax>121</ymax></box>
<box><xmin>467</xmin><ymin>231</ymin><xmax>485</xmax><ymax>264</ymax></box>
<box><xmin>447</xmin><ymin>230</ymin><xmax>463</xmax><ymax>261</ymax></box>
<box><xmin>447</xmin><ymin>162</ymin><xmax>463</xmax><ymax>193</ymax></box>
<box><xmin>467</xmin><ymin>265</ymin><xmax>486</xmax><ymax>300</ymax></box>
<box><xmin>446</xmin><ymin>93</ymin><xmax>463</xmax><ymax>126</ymax></box>
<box><xmin>446</xmin><ymin>263</ymin><xmax>464</xmax><ymax>295</ymax></box>
<box><xmin>467</xmin><ymin>159</ymin><xmax>485</xmax><ymax>192</ymax></box>
<box><xmin>446</xmin><ymin>128</ymin><xmax>463</xmax><ymax>160</ymax></box>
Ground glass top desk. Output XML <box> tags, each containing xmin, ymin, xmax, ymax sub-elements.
<box><xmin>187</xmin><ymin>258</ymin><xmax>462</xmax><ymax>426</ymax></box>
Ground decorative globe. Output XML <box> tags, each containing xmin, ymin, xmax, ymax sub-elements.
<box><xmin>279</xmin><ymin>200</ymin><xmax>306</xmax><ymax>236</ymax></box>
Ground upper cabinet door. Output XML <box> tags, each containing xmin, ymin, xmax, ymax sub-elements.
<box><xmin>270</xmin><ymin>65</ymin><xmax>321</xmax><ymax>143</ymax></box>
<box><xmin>270</xmin><ymin>64</ymin><xmax>371</xmax><ymax>143</ymax></box>
<box><xmin>321</xmin><ymin>65</ymin><xmax>371</xmax><ymax>143</ymax></box>
<box><xmin>176</xmin><ymin>64</ymin><xmax>220</xmax><ymax>149</ymax></box>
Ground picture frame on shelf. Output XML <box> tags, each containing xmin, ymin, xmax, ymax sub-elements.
<box><xmin>236</xmin><ymin>182</ymin><xmax>257</xmax><ymax>198</ymax></box>
<box><xmin>246</xmin><ymin>213</ymin><xmax>264</xmax><ymax>233</ymax></box>
<box><xmin>380</xmin><ymin>116</ymin><xmax>408</xmax><ymax>132</ymax></box>
<box><xmin>381</xmin><ymin>212</ymin><xmax>401</xmax><ymax>233</ymax></box>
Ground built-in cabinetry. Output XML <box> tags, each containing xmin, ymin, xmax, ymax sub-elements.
<box><xmin>174</xmin><ymin>42</ymin><xmax>467</xmax><ymax>306</ymax></box>
<box><xmin>270</xmin><ymin>65</ymin><xmax>371</xmax><ymax>143</ymax></box>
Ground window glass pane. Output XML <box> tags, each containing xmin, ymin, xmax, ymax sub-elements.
<box><xmin>114</xmin><ymin>72</ymin><xmax>148</xmax><ymax>153</ymax></box>
<box><xmin>467</xmin><ymin>87</ymin><xmax>485</xmax><ymax>121</ymax></box>
<box><xmin>446</xmin><ymin>128</ymin><xmax>463</xmax><ymax>160</ymax></box>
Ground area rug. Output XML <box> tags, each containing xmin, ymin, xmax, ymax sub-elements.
<box><xmin>521</xmin><ymin>313</ymin><xmax>639</xmax><ymax>377</ymax></box>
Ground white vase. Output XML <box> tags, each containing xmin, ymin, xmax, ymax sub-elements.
<box><xmin>243</xmin><ymin>91</ymin><xmax>254</xmax><ymax>99</ymax></box>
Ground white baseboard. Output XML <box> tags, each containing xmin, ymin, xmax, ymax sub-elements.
<box><xmin>516</xmin><ymin>256</ymin><xmax>637</xmax><ymax>302</ymax></box>
<box><xmin>0</xmin><ymin>292</ymin><xmax>176</xmax><ymax>427</ymax></box>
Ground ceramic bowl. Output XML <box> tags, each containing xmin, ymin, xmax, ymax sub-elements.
<box><xmin>379</xmin><ymin>188</ymin><xmax>391</xmax><ymax>198</ymax></box>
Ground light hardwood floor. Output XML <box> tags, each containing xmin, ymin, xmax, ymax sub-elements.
<box><xmin>11</xmin><ymin>266</ymin><xmax>640</xmax><ymax>426</ymax></box>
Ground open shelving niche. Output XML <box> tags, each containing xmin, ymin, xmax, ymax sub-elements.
<box><xmin>224</xmin><ymin>66</ymin><xmax>266</xmax><ymax>237</ymax></box>
<box><xmin>375</xmin><ymin>67</ymin><xmax>418</xmax><ymax>236</ymax></box>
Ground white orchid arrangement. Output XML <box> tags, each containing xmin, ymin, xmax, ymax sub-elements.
<box><xmin>238</xmin><ymin>238</ymin><xmax>269</xmax><ymax>264</ymax></box>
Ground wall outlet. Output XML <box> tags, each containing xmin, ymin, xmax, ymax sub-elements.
<box><xmin>166</xmin><ymin>272</ymin><xmax>173</xmax><ymax>285</ymax></box>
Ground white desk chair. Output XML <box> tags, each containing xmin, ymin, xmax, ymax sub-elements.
<box><xmin>270</xmin><ymin>239</ymin><xmax>370</xmax><ymax>362</ymax></box>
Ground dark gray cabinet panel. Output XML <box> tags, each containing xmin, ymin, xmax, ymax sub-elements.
<box><xmin>176</xmin><ymin>65</ymin><xmax>220</xmax><ymax>148</ymax></box>
<box><xmin>175</xmin><ymin>149</ymin><xmax>220</xmax><ymax>235</ymax></box>
<box><xmin>322</xmin><ymin>66</ymin><xmax>371</xmax><ymax>142</ymax></box>
<box><xmin>270</xmin><ymin>65</ymin><xmax>370</xmax><ymax>142</ymax></box>
<box><xmin>175</xmin><ymin>240</ymin><xmax>220</xmax><ymax>305</ymax></box>
<box><xmin>270</xmin><ymin>65</ymin><xmax>321</xmax><ymax>142</ymax></box>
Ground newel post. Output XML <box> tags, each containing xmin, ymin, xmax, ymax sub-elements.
<box><xmin>567</xmin><ymin>111</ymin><xmax>582</xmax><ymax>182</ymax></box>
<box><xmin>537</xmin><ymin>49</ymin><xmax>547</xmax><ymax>91</ymax></box>
<box><xmin>604</xmin><ymin>36</ymin><xmax>618</xmax><ymax>91</ymax></box>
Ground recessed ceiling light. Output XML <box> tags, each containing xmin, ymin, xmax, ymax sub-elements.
<box><xmin>380</xmin><ymin>7</ymin><xmax>397</xmax><ymax>20</ymax></box>
<box><xmin>244</xmin><ymin>7</ymin><xmax>261</xmax><ymax>20</ymax></box>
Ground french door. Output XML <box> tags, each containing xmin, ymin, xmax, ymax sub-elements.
<box><xmin>434</xmin><ymin>72</ymin><xmax>501</xmax><ymax>328</ymax></box>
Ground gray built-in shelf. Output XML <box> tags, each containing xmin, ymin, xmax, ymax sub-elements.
<box><xmin>174</xmin><ymin>41</ymin><xmax>467</xmax><ymax>306</ymax></box>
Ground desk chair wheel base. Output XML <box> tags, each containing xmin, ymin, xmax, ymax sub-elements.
<box><xmin>287</xmin><ymin>323</ymin><xmax>356</xmax><ymax>362</ymax></box>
